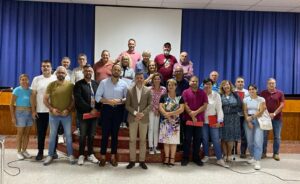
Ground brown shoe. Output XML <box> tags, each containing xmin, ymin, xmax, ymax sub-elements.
<box><xmin>110</xmin><ymin>158</ymin><xmax>118</xmax><ymax>167</ymax></box>
<box><xmin>261</xmin><ymin>153</ymin><xmax>267</xmax><ymax>159</ymax></box>
<box><xmin>273</xmin><ymin>154</ymin><xmax>280</xmax><ymax>161</ymax></box>
<box><xmin>99</xmin><ymin>159</ymin><xmax>106</xmax><ymax>167</ymax></box>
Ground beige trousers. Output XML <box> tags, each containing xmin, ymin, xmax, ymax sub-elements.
<box><xmin>129</xmin><ymin>121</ymin><xmax>148</xmax><ymax>162</ymax></box>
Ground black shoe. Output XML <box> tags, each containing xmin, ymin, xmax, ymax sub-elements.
<box><xmin>139</xmin><ymin>162</ymin><xmax>148</xmax><ymax>170</ymax></box>
<box><xmin>35</xmin><ymin>153</ymin><xmax>43</xmax><ymax>161</ymax></box>
<box><xmin>126</xmin><ymin>162</ymin><xmax>135</xmax><ymax>169</ymax></box>
<box><xmin>53</xmin><ymin>152</ymin><xmax>58</xmax><ymax>159</ymax></box>
<box><xmin>181</xmin><ymin>159</ymin><xmax>189</xmax><ymax>166</ymax></box>
<box><xmin>193</xmin><ymin>160</ymin><xmax>203</xmax><ymax>166</ymax></box>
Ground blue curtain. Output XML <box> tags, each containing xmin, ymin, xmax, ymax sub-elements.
<box><xmin>0</xmin><ymin>0</ymin><xmax>95</xmax><ymax>87</ymax></box>
<box><xmin>182</xmin><ymin>10</ymin><xmax>300</xmax><ymax>94</ymax></box>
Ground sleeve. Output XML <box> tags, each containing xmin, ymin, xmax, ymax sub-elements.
<box><xmin>215</xmin><ymin>93</ymin><xmax>224</xmax><ymax>122</ymax></box>
<box><xmin>188</xmin><ymin>62</ymin><xmax>194</xmax><ymax>76</ymax></box>
<box><xmin>73</xmin><ymin>82</ymin><xmax>92</xmax><ymax>113</ymax></box>
<box><xmin>280</xmin><ymin>91</ymin><xmax>285</xmax><ymax>102</ymax></box>
<box><xmin>159</xmin><ymin>94</ymin><xmax>166</xmax><ymax>103</ymax></box>
<box><xmin>179</xmin><ymin>96</ymin><xmax>184</xmax><ymax>104</ymax></box>
<box><xmin>12</xmin><ymin>87</ymin><xmax>18</xmax><ymax>96</ymax></box>
<box><xmin>95</xmin><ymin>80</ymin><xmax>105</xmax><ymax>102</ymax></box>
<box><xmin>31</xmin><ymin>77</ymin><xmax>37</xmax><ymax>90</ymax></box>
<box><xmin>45</xmin><ymin>83</ymin><xmax>52</xmax><ymax>94</ymax></box>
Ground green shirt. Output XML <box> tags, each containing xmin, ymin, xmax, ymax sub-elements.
<box><xmin>46</xmin><ymin>80</ymin><xmax>74</xmax><ymax>112</ymax></box>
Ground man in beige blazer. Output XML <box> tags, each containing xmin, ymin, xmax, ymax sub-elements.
<box><xmin>125</xmin><ymin>72</ymin><xmax>152</xmax><ymax>169</ymax></box>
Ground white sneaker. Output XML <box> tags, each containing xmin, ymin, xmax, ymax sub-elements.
<box><xmin>254</xmin><ymin>160</ymin><xmax>261</xmax><ymax>170</ymax></box>
<box><xmin>22</xmin><ymin>151</ymin><xmax>31</xmax><ymax>159</ymax></box>
<box><xmin>73</xmin><ymin>128</ymin><xmax>80</xmax><ymax>135</ymax></box>
<box><xmin>43</xmin><ymin>156</ymin><xmax>53</xmax><ymax>166</ymax></box>
<box><xmin>154</xmin><ymin>147</ymin><xmax>161</xmax><ymax>154</ymax></box>
<box><xmin>77</xmin><ymin>155</ymin><xmax>85</xmax><ymax>165</ymax></box>
<box><xmin>217</xmin><ymin>159</ymin><xmax>229</xmax><ymax>168</ymax></box>
<box><xmin>149</xmin><ymin>147</ymin><xmax>154</xmax><ymax>155</ymax></box>
<box><xmin>58</xmin><ymin>135</ymin><xmax>65</xmax><ymax>144</ymax></box>
<box><xmin>201</xmin><ymin>156</ymin><xmax>209</xmax><ymax>163</ymax></box>
<box><xmin>17</xmin><ymin>152</ymin><xmax>24</xmax><ymax>160</ymax></box>
<box><xmin>69</xmin><ymin>155</ymin><xmax>76</xmax><ymax>165</ymax></box>
<box><xmin>87</xmin><ymin>154</ymin><xmax>99</xmax><ymax>164</ymax></box>
<box><xmin>247</xmin><ymin>157</ymin><xmax>255</xmax><ymax>164</ymax></box>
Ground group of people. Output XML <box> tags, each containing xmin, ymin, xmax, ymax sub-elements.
<box><xmin>9</xmin><ymin>39</ymin><xmax>285</xmax><ymax>171</ymax></box>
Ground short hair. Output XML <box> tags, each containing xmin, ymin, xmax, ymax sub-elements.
<box><xmin>83</xmin><ymin>64</ymin><xmax>92</xmax><ymax>69</ymax></box>
<box><xmin>101</xmin><ymin>50</ymin><xmax>110</xmax><ymax>56</ymax></box>
<box><xmin>190</xmin><ymin>75</ymin><xmax>199</xmax><ymax>81</ymax></box>
<box><xmin>61</xmin><ymin>56</ymin><xmax>71</xmax><ymax>62</ymax></box>
<box><xmin>219</xmin><ymin>80</ymin><xmax>235</xmax><ymax>94</ymax></box>
<box><xmin>167</xmin><ymin>78</ymin><xmax>177</xmax><ymax>86</ymax></box>
<box><xmin>151</xmin><ymin>72</ymin><xmax>162</xmax><ymax>81</ymax></box>
<box><xmin>142</xmin><ymin>50</ymin><xmax>151</xmax><ymax>57</ymax></box>
<box><xmin>77</xmin><ymin>53</ymin><xmax>87</xmax><ymax>60</ymax></box>
<box><xmin>203</xmin><ymin>78</ymin><xmax>213</xmax><ymax>84</ymax></box>
<box><xmin>112</xmin><ymin>62</ymin><xmax>121</xmax><ymax>70</ymax></box>
<box><xmin>19</xmin><ymin>74</ymin><xmax>29</xmax><ymax>80</ymax></box>
<box><xmin>248</xmin><ymin>84</ymin><xmax>258</xmax><ymax>91</ymax></box>
<box><xmin>235</xmin><ymin>76</ymin><xmax>244</xmax><ymax>81</ymax></box>
<box><xmin>56</xmin><ymin>66</ymin><xmax>67</xmax><ymax>73</ymax></box>
<box><xmin>164</xmin><ymin>42</ymin><xmax>171</xmax><ymax>47</ymax></box>
<box><xmin>128</xmin><ymin>38</ymin><xmax>136</xmax><ymax>43</ymax></box>
<box><xmin>135</xmin><ymin>71</ymin><xmax>144</xmax><ymax>77</ymax></box>
<box><xmin>41</xmin><ymin>59</ymin><xmax>52</xmax><ymax>65</ymax></box>
<box><xmin>268</xmin><ymin>78</ymin><xmax>276</xmax><ymax>82</ymax></box>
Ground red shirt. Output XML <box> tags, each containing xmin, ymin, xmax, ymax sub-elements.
<box><xmin>154</xmin><ymin>54</ymin><xmax>177</xmax><ymax>83</ymax></box>
<box><xmin>260</xmin><ymin>89</ymin><xmax>285</xmax><ymax>120</ymax></box>
<box><xmin>182</xmin><ymin>88</ymin><xmax>208</xmax><ymax>122</ymax></box>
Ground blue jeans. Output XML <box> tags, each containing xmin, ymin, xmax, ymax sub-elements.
<box><xmin>263</xmin><ymin>119</ymin><xmax>282</xmax><ymax>155</ymax></box>
<box><xmin>202</xmin><ymin>124</ymin><xmax>222</xmax><ymax>160</ymax></box>
<box><xmin>48</xmin><ymin>115</ymin><xmax>73</xmax><ymax>156</ymax></box>
<box><xmin>244</xmin><ymin>119</ymin><xmax>263</xmax><ymax>160</ymax></box>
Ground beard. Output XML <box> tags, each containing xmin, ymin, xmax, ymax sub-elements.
<box><xmin>57</xmin><ymin>75</ymin><xmax>65</xmax><ymax>81</ymax></box>
<box><xmin>84</xmin><ymin>74</ymin><xmax>92</xmax><ymax>80</ymax></box>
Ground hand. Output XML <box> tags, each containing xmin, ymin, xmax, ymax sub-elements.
<box><xmin>154</xmin><ymin>110</ymin><xmax>160</xmax><ymax>117</ymax></box>
<box><xmin>136</xmin><ymin>112</ymin><xmax>144</xmax><ymax>120</ymax></box>
<box><xmin>51</xmin><ymin>108</ymin><xmax>61</xmax><ymax>116</ymax></box>
<box><xmin>189</xmin><ymin>111</ymin><xmax>198</xmax><ymax>118</ymax></box>
<box><xmin>247</xmin><ymin>122</ymin><xmax>253</xmax><ymax>129</ymax></box>
<box><xmin>61</xmin><ymin>109</ymin><xmax>69</xmax><ymax>116</ymax></box>
<box><xmin>270</xmin><ymin>113</ymin><xmax>276</xmax><ymax>119</ymax></box>
<box><xmin>246</xmin><ymin>116</ymin><xmax>252</xmax><ymax>122</ymax></box>
<box><xmin>90</xmin><ymin>108</ymin><xmax>98</xmax><ymax>115</ymax></box>
<box><xmin>164</xmin><ymin>112</ymin><xmax>171</xmax><ymax>119</ymax></box>
<box><xmin>192</xmin><ymin>117</ymin><xmax>197</xmax><ymax>123</ymax></box>
<box><xmin>32</xmin><ymin>111</ymin><xmax>38</xmax><ymax>119</ymax></box>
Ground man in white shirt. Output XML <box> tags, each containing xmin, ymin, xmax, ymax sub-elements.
<box><xmin>31</xmin><ymin>60</ymin><xmax>57</xmax><ymax>160</ymax></box>
<box><xmin>235</xmin><ymin>76</ymin><xmax>249</xmax><ymax>158</ymax></box>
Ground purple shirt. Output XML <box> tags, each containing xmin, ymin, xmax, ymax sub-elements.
<box><xmin>154</xmin><ymin>54</ymin><xmax>177</xmax><ymax>83</ymax></box>
<box><xmin>182</xmin><ymin>88</ymin><xmax>208</xmax><ymax>122</ymax></box>
<box><xmin>260</xmin><ymin>89</ymin><xmax>285</xmax><ymax>120</ymax></box>
<box><xmin>118</xmin><ymin>50</ymin><xmax>142</xmax><ymax>69</ymax></box>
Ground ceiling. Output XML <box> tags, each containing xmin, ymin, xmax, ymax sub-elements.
<box><xmin>24</xmin><ymin>0</ymin><xmax>300</xmax><ymax>13</ymax></box>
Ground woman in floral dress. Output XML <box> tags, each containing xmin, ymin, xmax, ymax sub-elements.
<box><xmin>159</xmin><ymin>79</ymin><xmax>184</xmax><ymax>166</ymax></box>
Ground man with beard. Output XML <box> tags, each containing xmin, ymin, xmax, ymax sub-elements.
<box><xmin>43</xmin><ymin>66</ymin><xmax>75</xmax><ymax>165</ymax></box>
<box><xmin>95</xmin><ymin>63</ymin><xmax>127</xmax><ymax>167</ymax></box>
<box><xmin>31</xmin><ymin>60</ymin><xmax>57</xmax><ymax>160</ymax></box>
<box><xmin>181</xmin><ymin>76</ymin><xmax>208</xmax><ymax>166</ymax></box>
<box><xmin>154</xmin><ymin>42</ymin><xmax>177</xmax><ymax>85</ymax></box>
<box><xmin>74</xmin><ymin>64</ymin><xmax>100</xmax><ymax>165</ymax></box>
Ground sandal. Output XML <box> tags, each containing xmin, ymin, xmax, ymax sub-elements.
<box><xmin>169</xmin><ymin>157</ymin><xmax>175</xmax><ymax>166</ymax></box>
<box><xmin>163</xmin><ymin>157</ymin><xmax>169</xmax><ymax>165</ymax></box>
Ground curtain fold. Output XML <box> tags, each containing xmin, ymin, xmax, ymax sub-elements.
<box><xmin>182</xmin><ymin>10</ymin><xmax>300</xmax><ymax>94</ymax></box>
<box><xmin>0</xmin><ymin>0</ymin><xmax>95</xmax><ymax>87</ymax></box>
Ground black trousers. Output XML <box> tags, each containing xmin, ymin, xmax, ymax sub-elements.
<box><xmin>79</xmin><ymin>117</ymin><xmax>97</xmax><ymax>155</ymax></box>
<box><xmin>36</xmin><ymin>113</ymin><xmax>57</xmax><ymax>154</ymax></box>
<box><xmin>240</xmin><ymin>116</ymin><xmax>248</xmax><ymax>154</ymax></box>
<box><xmin>100</xmin><ymin>104</ymin><xmax>124</xmax><ymax>155</ymax></box>
<box><xmin>183</xmin><ymin>125</ymin><xmax>202</xmax><ymax>161</ymax></box>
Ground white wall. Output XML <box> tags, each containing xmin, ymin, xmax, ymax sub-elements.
<box><xmin>95</xmin><ymin>6</ymin><xmax>182</xmax><ymax>62</ymax></box>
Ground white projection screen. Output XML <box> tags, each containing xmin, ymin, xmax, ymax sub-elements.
<box><xmin>95</xmin><ymin>6</ymin><xmax>182</xmax><ymax>62</ymax></box>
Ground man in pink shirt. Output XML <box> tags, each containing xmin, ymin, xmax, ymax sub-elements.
<box><xmin>117</xmin><ymin>38</ymin><xmax>141</xmax><ymax>70</ymax></box>
<box><xmin>181</xmin><ymin>76</ymin><xmax>208</xmax><ymax>166</ymax></box>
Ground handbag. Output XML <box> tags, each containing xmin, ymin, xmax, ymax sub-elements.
<box><xmin>257</xmin><ymin>109</ymin><xmax>273</xmax><ymax>130</ymax></box>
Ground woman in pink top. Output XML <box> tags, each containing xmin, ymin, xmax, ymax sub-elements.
<box><xmin>148</xmin><ymin>73</ymin><xmax>166</xmax><ymax>155</ymax></box>
<box><xmin>93</xmin><ymin>50</ymin><xmax>114</xmax><ymax>83</ymax></box>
